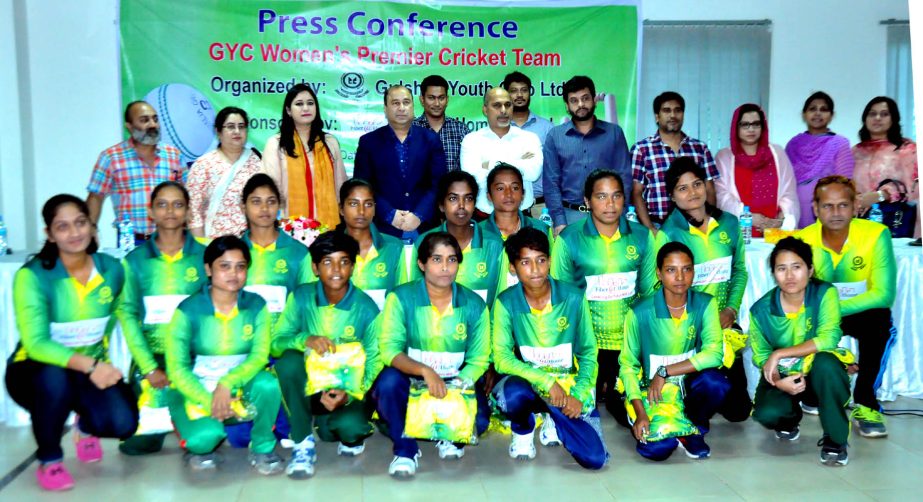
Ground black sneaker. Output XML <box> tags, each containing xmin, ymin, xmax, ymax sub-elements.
<box><xmin>775</xmin><ymin>426</ymin><xmax>800</xmax><ymax>441</ymax></box>
<box><xmin>817</xmin><ymin>436</ymin><xmax>848</xmax><ymax>466</ymax></box>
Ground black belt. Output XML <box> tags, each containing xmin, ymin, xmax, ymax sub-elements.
<box><xmin>534</xmin><ymin>196</ymin><xmax>545</xmax><ymax>205</ymax></box>
<box><xmin>561</xmin><ymin>201</ymin><xmax>589</xmax><ymax>212</ymax></box>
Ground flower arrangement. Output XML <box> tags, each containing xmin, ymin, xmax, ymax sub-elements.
<box><xmin>279</xmin><ymin>215</ymin><xmax>327</xmax><ymax>247</ymax></box>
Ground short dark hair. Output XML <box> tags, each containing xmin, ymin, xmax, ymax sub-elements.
<box><xmin>384</xmin><ymin>84</ymin><xmax>412</xmax><ymax>105</ymax></box>
<box><xmin>437</xmin><ymin>170</ymin><xmax>479</xmax><ymax>204</ymax></box>
<box><xmin>583</xmin><ymin>169</ymin><xmax>623</xmax><ymax>200</ymax></box>
<box><xmin>656</xmin><ymin>241</ymin><xmax>694</xmax><ymax>269</ymax></box>
<box><xmin>813</xmin><ymin>175</ymin><xmax>857</xmax><ymax>202</ymax></box>
<box><xmin>653</xmin><ymin>91</ymin><xmax>685</xmax><ymax>114</ymax></box>
<box><xmin>123</xmin><ymin>100</ymin><xmax>149</xmax><ymax>123</ymax></box>
<box><xmin>420</xmin><ymin>75</ymin><xmax>449</xmax><ymax>95</ymax></box>
<box><xmin>242</xmin><ymin>173</ymin><xmax>281</xmax><ymax>203</ymax></box>
<box><xmin>150</xmin><ymin>181</ymin><xmax>189</xmax><ymax>207</ymax></box>
<box><xmin>339</xmin><ymin>178</ymin><xmax>375</xmax><ymax>207</ymax></box>
<box><xmin>504</xmin><ymin>227</ymin><xmax>550</xmax><ymax>263</ymax></box>
<box><xmin>802</xmin><ymin>91</ymin><xmax>834</xmax><ymax>113</ymax></box>
<box><xmin>562</xmin><ymin>76</ymin><xmax>595</xmax><ymax>103</ymax></box>
<box><xmin>501</xmin><ymin>71</ymin><xmax>531</xmax><ymax>90</ymax></box>
<box><xmin>214</xmin><ymin>106</ymin><xmax>249</xmax><ymax>132</ymax></box>
<box><xmin>417</xmin><ymin>231</ymin><xmax>463</xmax><ymax>265</ymax></box>
<box><xmin>859</xmin><ymin>96</ymin><xmax>904</xmax><ymax>148</ymax></box>
<box><xmin>204</xmin><ymin>235</ymin><xmax>251</xmax><ymax>268</ymax></box>
<box><xmin>309</xmin><ymin>230</ymin><xmax>359</xmax><ymax>264</ymax></box>
<box><xmin>487</xmin><ymin>162</ymin><xmax>524</xmax><ymax>190</ymax></box>
<box><xmin>769</xmin><ymin>236</ymin><xmax>813</xmax><ymax>270</ymax></box>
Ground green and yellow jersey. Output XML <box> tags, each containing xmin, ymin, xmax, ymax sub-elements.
<box><xmin>492</xmin><ymin>278</ymin><xmax>597</xmax><ymax>407</ymax></box>
<box><xmin>348</xmin><ymin>224</ymin><xmax>409</xmax><ymax>310</ymax></box>
<box><xmin>379</xmin><ymin>279</ymin><xmax>490</xmax><ymax>384</ymax></box>
<box><xmin>410</xmin><ymin>223</ymin><xmax>505</xmax><ymax>306</ymax></box>
<box><xmin>480</xmin><ymin>211</ymin><xmax>554</xmax><ymax>295</ymax></box>
<box><xmin>654</xmin><ymin>209</ymin><xmax>747</xmax><ymax>313</ymax></box>
<box><xmin>619</xmin><ymin>289</ymin><xmax>724</xmax><ymax>402</ymax></box>
<box><xmin>749</xmin><ymin>279</ymin><xmax>843</xmax><ymax>371</ymax></box>
<box><xmin>12</xmin><ymin>253</ymin><xmax>124</xmax><ymax>366</ymax></box>
<box><xmin>165</xmin><ymin>287</ymin><xmax>271</xmax><ymax>412</ymax></box>
<box><xmin>272</xmin><ymin>281</ymin><xmax>383</xmax><ymax>391</ymax></box>
<box><xmin>797</xmin><ymin>219</ymin><xmax>897</xmax><ymax>316</ymax></box>
<box><xmin>118</xmin><ymin>232</ymin><xmax>208</xmax><ymax>374</ymax></box>
<box><xmin>551</xmin><ymin>216</ymin><xmax>656</xmax><ymax>350</ymax></box>
<box><xmin>241</xmin><ymin>230</ymin><xmax>314</xmax><ymax>323</ymax></box>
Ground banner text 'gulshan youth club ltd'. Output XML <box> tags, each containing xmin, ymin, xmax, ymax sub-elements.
<box><xmin>120</xmin><ymin>1</ymin><xmax>639</xmax><ymax>170</ymax></box>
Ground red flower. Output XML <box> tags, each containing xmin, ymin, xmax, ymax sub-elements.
<box><xmin>307</xmin><ymin>219</ymin><xmax>321</xmax><ymax>229</ymax></box>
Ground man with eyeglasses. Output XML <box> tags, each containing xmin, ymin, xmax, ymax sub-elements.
<box><xmin>87</xmin><ymin>100</ymin><xmax>184</xmax><ymax>244</ymax></box>
<box><xmin>542</xmin><ymin>76</ymin><xmax>631</xmax><ymax>236</ymax></box>
<box><xmin>630</xmin><ymin>91</ymin><xmax>719</xmax><ymax>232</ymax></box>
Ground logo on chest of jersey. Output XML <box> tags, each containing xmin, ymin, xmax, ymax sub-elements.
<box><xmin>184</xmin><ymin>267</ymin><xmax>200</xmax><ymax>283</ymax></box>
<box><xmin>98</xmin><ymin>286</ymin><xmax>113</xmax><ymax>305</ymax></box>
<box><xmin>242</xmin><ymin>324</ymin><xmax>254</xmax><ymax>341</ymax></box>
<box><xmin>343</xmin><ymin>325</ymin><xmax>356</xmax><ymax>340</ymax></box>
<box><xmin>475</xmin><ymin>262</ymin><xmax>488</xmax><ymax>278</ymax></box>
<box><xmin>625</xmin><ymin>245</ymin><xmax>639</xmax><ymax>261</ymax></box>
<box><xmin>556</xmin><ymin>316</ymin><xmax>570</xmax><ymax>332</ymax></box>
<box><xmin>686</xmin><ymin>324</ymin><xmax>696</xmax><ymax>340</ymax></box>
<box><xmin>453</xmin><ymin>322</ymin><xmax>467</xmax><ymax>341</ymax></box>
<box><xmin>718</xmin><ymin>231</ymin><xmax>731</xmax><ymax>244</ymax></box>
<box><xmin>374</xmin><ymin>262</ymin><xmax>388</xmax><ymax>278</ymax></box>
<box><xmin>273</xmin><ymin>259</ymin><xmax>289</xmax><ymax>274</ymax></box>
<box><xmin>805</xmin><ymin>316</ymin><xmax>813</xmax><ymax>332</ymax></box>
<box><xmin>850</xmin><ymin>256</ymin><xmax>866</xmax><ymax>272</ymax></box>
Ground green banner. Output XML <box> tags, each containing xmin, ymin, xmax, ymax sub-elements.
<box><xmin>120</xmin><ymin>0</ymin><xmax>640</xmax><ymax>170</ymax></box>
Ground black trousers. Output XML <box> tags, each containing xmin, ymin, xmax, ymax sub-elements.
<box><xmin>841</xmin><ymin>308</ymin><xmax>894</xmax><ymax>410</ymax></box>
<box><xmin>6</xmin><ymin>359</ymin><xmax>138</xmax><ymax>462</ymax></box>
<box><xmin>597</xmin><ymin>349</ymin><xmax>630</xmax><ymax>427</ymax></box>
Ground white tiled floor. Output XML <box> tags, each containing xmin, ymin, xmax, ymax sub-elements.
<box><xmin>2</xmin><ymin>398</ymin><xmax>922</xmax><ymax>501</ymax></box>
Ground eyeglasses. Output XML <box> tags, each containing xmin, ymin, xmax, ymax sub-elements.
<box><xmin>738</xmin><ymin>121</ymin><xmax>762</xmax><ymax>130</ymax></box>
<box><xmin>222</xmin><ymin>123</ymin><xmax>248</xmax><ymax>131</ymax></box>
<box><xmin>867</xmin><ymin>111</ymin><xmax>891</xmax><ymax>119</ymax></box>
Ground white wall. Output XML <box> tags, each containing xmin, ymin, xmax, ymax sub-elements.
<box><xmin>0</xmin><ymin>0</ymin><xmax>912</xmax><ymax>251</ymax></box>
<box><xmin>643</xmin><ymin>0</ymin><xmax>911</xmax><ymax>147</ymax></box>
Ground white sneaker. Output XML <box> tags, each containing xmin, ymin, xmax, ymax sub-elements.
<box><xmin>509</xmin><ymin>431</ymin><xmax>537</xmax><ymax>460</ymax></box>
<box><xmin>337</xmin><ymin>442</ymin><xmax>365</xmax><ymax>457</ymax></box>
<box><xmin>539</xmin><ymin>414</ymin><xmax>562</xmax><ymax>446</ymax></box>
<box><xmin>388</xmin><ymin>451</ymin><xmax>421</xmax><ymax>478</ymax></box>
<box><xmin>436</xmin><ymin>440</ymin><xmax>465</xmax><ymax>460</ymax></box>
<box><xmin>286</xmin><ymin>436</ymin><xmax>317</xmax><ymax>479</ymax></box>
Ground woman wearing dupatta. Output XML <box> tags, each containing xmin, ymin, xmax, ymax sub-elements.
<box><xmin>188</xmin><ymin>107</ymin><xmax>263</xmax><ymax>239</ymax></box>
<box><xmin>784</xmin><ymin>92</ymin><xmax>854</xmax><ymax>228</ymax></box>
<box><xmin>715</xmin><ymin>103</ymin><xmax>799</xmax><ymax>236</ymax></box>
<box><xmin>262</xmin><ymin>83</ymin><xmax>347</xmax><ymax>226</ymax></box>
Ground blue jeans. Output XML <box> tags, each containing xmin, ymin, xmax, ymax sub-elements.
<box><xmin>493</xmin><ymin>376</ymin><xmax>608</xmax><ymax>470</ymax></box>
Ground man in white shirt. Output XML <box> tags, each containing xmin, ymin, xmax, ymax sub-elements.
<box><xmin>460</xmin><ymin>88</ymin><xmax>543</xmax><ymax>220</ymax></box>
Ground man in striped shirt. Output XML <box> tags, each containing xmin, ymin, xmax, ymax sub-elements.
<box><xmin>86</xmin><ymin>101</ymin><xmax>184</xmax><ymax>242</ymax></box>
<box><xmin>630</xmin><ymin>92</ymin><xmax>719</xmax><ymax>231</ymax></box>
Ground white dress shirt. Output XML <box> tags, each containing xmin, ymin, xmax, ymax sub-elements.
<box><xmin>459</xmin><ymin>126</ymin><xmax>543</xmax><ymax>213</ymax></box>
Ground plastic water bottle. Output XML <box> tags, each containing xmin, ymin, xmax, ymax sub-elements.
<box><xmin>626</xmin><ymin>205</ymin><xmax>638</xmax><ymax>223</ymax></box>
<box><xmin>0</xmin><ymin>215</ymin><xmax>8</xmax><ymax>255</ymax></box>
<box><xmin>740</xmin><ymin>206</ymin><xmax>753</xmax><ymax>245</ymax></box>
<box><xmin>538</xmin><ymin>207</ymin><xmax>553</xmax><ymax>227</ymax></box>
<box><xmin>869</xmin><ymin>204</ymin><xmax>883</xmax><ymax>224</ymax></box>
<box><xmin>118</xmin><ymin>213</ymin><xmax>135</xmax><ymax>254</ymax></box>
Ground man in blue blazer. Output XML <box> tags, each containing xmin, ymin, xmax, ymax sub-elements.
<box><xmin>354</xmin><ymin>85</ymin><xmax>448</xmax><ymax>241</ymax></box>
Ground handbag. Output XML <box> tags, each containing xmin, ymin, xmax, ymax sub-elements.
<box><xmin>864</xmin><ymin>179</ymin><xmax>916</xmax><ymax>238</ymax></box>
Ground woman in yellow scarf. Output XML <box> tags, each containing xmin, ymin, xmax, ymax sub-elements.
<box><xmin>262</xmin><ymin>84</ymin><xmax>346</xmax><ymax>226</ymax></box>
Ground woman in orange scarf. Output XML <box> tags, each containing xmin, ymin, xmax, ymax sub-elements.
<box><xmin>263</xmin><ymin>84</ymin><xmax>347</xmax><ymax>226</ymax></box>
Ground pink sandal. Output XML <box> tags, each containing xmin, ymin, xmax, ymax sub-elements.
<box><xmin>36</xmin><ymin>462</ymin><xmax>75</xmax><ymax>491</ymax></box>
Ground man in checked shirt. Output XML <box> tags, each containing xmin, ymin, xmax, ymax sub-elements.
<box><xmin>412</xmin><ymin>75</ymin><xmax>470</xmax><ymax>173</ymax></box>
<box><xmin>631</xmin><ymin>92</ymin><xmax>719</xmax><ymax>232</ymax></box>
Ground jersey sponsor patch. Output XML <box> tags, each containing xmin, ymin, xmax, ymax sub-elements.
<box><xmin>519</xmin><ymin>343</ymin><xmax>573</xmax><ymax>370</ymax></box>
<box><xmin>585</xmin><ymin>271</ymin><xmax>637</xmax><ymax>301</ymax></box>
<box><xmin>142</xmin><ymin>294</ymin><xmax>189</xmax><ymax>325</ymax></box>
<box><xmin>407</xmin><ymin>348</ymin><xmax>465</xmax><ymax>378</ymax></box>
<box><xmin>648</xmin><ymin>350</ymin><xmax>695</xmax><ymax>380</ymax></box>
<box><xmin>834</xmin><ymin>281</ymin><xmax>867</xmax><ymax>300</ymax></box>
<box><xmin>49</xmin><ymin>316</ymin><xmax>110</xmax><ymax>348</ymax></box>
<box><xmin>692</xmin><ymin>256</ymin><xmax>732</xmax><ymax>287</ymax></box>
<box><xmin>193</xmin><ymin>354</ymin><xmax>247</xmax><ymax>392</ymax></box>
<box><xmin>244</xmin><ymin>284</ymin><xmax>287</xmax><ymax>313</ymax></box>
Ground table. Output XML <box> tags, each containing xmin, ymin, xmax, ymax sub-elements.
<box><xmin>738</xmin><ymin>238</ymin><xmax>923</xmax><ymax>401</ymax></box>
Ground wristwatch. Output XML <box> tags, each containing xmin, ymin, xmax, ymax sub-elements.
<box><xmin>878</xmin><ymin>190</ymin><xmax>886</xmax><ymax>202</ymax></box>
<box><xmin>656</xmin><ymin>365</ymin><xmax>669</xmax><ymax>379</ymax></box>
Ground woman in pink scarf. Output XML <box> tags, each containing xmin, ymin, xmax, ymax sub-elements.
<box><xmin>715</xmin><ymin>104</ymin><xmax>799</xmax><ymax>237</ymax></box>
<box><xmin>784</xmin><ymin>92</ymin><xmax>854</xmax><ymax>228</ymax></box>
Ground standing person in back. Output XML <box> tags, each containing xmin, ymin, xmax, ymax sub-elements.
<box><xmin>86</xmin><ymin>101</ymin><xmax>184</xmax><ymax>245</ymax></box>
<box><xmin>354</xmin><ymin>85</ymin><xmax>447</xmax><ymax>242</ymax></box>
<box><xmin>412</xmin><ymin>75</ymin><xmax>470</xmax><ymax>173</ymax></box>
<box><xmin>502</xmin><ymin>71</ymin><xmax>554</xmax><ymax>213</ymax></box>
<box><xmin>630</xmin><ymin>91</ymin><xmax>719</xmax><ymax>232</ymax></box>
<box><xmin>542</xmin><ymin>76</ymin><xmax>631</xmax><ymax>235</ymax></box>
